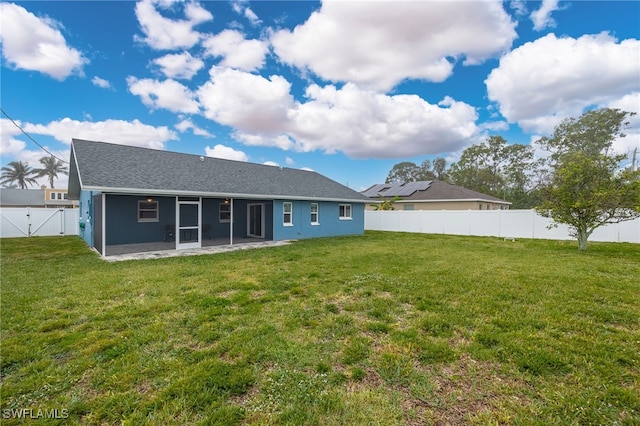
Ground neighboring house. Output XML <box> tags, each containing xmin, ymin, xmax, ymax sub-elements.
<box><xmin>0</xmin><ymin>188</ymin><xmax>77</xmax><ymax>208</ymax></box>
<box><xmin>44</xmin><ymin>188</ymin><xmax>77</xmax><ymax>208</ymax></box>
<box><xmin>68</xmin><ymin>139</ymin><xmax>369</xmax><ymax>256</ymax></box>
<box><xmin>361</xmin><ymin>180</ymin><xmax>511</xmax><ymax>211</ymax></box>
<box><xmin>0</xmin><ymin>188</ymin><xmax>45</xmax><ymax>207</ymax></box>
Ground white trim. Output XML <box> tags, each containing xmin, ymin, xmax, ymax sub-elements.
<box><xmin>101</xmin><ymin>193</ymin><xmax>106</xmax><ymax>257</ymax></box>
<box><xmin>339</xmin><ymin>203</ymin><xmax>352</xmax><ymax>220</ymax></box>
<box><xmin>310</xmin><ymin>202</ymin><xmax>319</xmax><ymax>225</ymax></box>
<box><xmin>283</xmin><ymin>201</ymin><xmax>293</xmax><ymax>226</ymax></box>
<box><xmin>78</xmin><ymin>186</ymin><xmax>368</xmax><ymax>203</ymax></box>
<box><xmin>229</xmin><ymin>198</ymin><xmax>234</xmax><ymax>246</ymax></box>
<box><xmin>176</xmin><ymin>197</ymin><xmax>201</xmax><ymax>250</ymax></box>
<box><xmin>137</xmin><ymin>199</ymin><xmax>159</xmax><ymax>222</ymax></box>
<box><xmin>392</xmin><ymin>198</ymin><xmax>511</xmax><ymax>205</ymax></box>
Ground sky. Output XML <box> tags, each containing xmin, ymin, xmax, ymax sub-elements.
<box><xmin>0</xmin><ymin>0</ymin><xmax>639</xmax><ymax>192</ymax></box>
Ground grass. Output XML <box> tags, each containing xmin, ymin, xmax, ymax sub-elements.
<box><xmin>1</xmin><ymin>232</ymin><xmax>639</xmax><ymax>425</ymax></box>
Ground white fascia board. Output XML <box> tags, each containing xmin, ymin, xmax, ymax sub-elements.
<box><xmin>80</xmin><ymin>186</ymin><xmax>369</xmax><ymax>203</ymax></box>
<box><xmin>396</xmin><ymin>198</ymin><xmax>512</xmax><ymax>205</ymax></box>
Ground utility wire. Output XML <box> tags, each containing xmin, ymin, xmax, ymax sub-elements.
<box><xmin>1</xmin><ymin>107</ymin><xmax>69</xmax><ymax>164</ymax></box>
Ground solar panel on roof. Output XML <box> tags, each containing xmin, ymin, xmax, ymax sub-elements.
<box><xmin>361</xmin><ymin>181</ymin><xmax>432</xmax><ymax>197</ymax></box>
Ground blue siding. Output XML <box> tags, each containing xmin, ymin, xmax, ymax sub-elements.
<box><xmin>105</xmin><ymin>195</ymin><xmax>176</xmax><ymax>245</ymax></box>
<box><xmin>272</xmin><ymin>200</ymin><xmax>365</xmax><ymax>241</ymax></box>
<box><xmin>102</xmin><ymin>196</ymin><xmax>276</xmax><ymax>245</ymax></box>
<box><xmin>93</xmin><ymin>194</ymin><xmax>361</xmax><ymax>247</ymax></box>
<box><xmin>78</xmin><ymin>190</ymin><xmax>94</xmax><ymax>247</ymax></box>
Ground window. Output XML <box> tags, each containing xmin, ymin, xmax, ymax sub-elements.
<box><xmin>283</xmin><ymin>202</ymin><xmax>293</xmax><ymax>225</ymax></box>
<box><xmin>339</xmin><ymin>204</ymin><xmax>352</xmax><ymax>220</ymax></box>
<box><xmin>138</xmin><ymin>200</ymin><xmax>159</xmax><ymax>222</ymax></box>
<box><xmin>63</xmin><ymin>193</ymin><xmax>68</xmax><ymax>200</ymax></box>
<box><xmin>50</xmin><ymin>192</ymin><xmax>56</xmax><ymax>200</ymax></box>
<box><xmin>57</xmin><ymin>193</ymin><xmax>62</xmax><ymax>200</ymax></box>
<box><xmin>219</xmin><ymin>203</ymin><xmax>231</xmax><ymax>222</ymax></box>
<box><xmin>310</xmin><ymin>203</ymin><xmax>319</xmax><ymax>224</ymax></box>
<box><xmin>403</xmin><ymin>204</ymin><xmax>414</xmax><ymax>211</ymax></box>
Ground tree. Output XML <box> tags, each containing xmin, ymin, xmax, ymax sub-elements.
<box><xmin>36</xmin><ymin>156</ymin><xmax>68</xmax><ymax>189</ymax></box>
<box><xmin>385</xmin><ymin>162</ymin><xmax>420</xmax><ymax>183</ymax></box>
<box><xmin>535</xmin><ymin>108</ymin><xmax>640</xmax><ymax>251</ymax></box>
<box><xmin>385</xmin><ymin>157</ymin><xmax>449</xmax><ymax>184</ymax></box>
<box><xmin>371</xmin><ymin>195</ymin><xmax>401</xmax><ymax>210</ymax></box>
<box><xmin>448</xmin><ymin>136</ymin><xmax>539</xmax><ymax>207</ymax></box>
<box><xmin>0</xmin><ymin>161</ymin><xmax>39</xmax><ymax>189</ymax></box>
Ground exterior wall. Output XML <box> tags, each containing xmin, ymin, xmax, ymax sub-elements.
<box><xmin>272</xmin><ymin>200</ymin><xmax>365</xmax><ymax>241</ymax></box>
<box><xmin>78</xmin><ymin>190</ymin><xmax>95</xmax><ymax>247</ymax></box>
<box><xmin>365</xmin><ymin>200</ymin><xmax>509</xmax><ymax>211</ymax></box>
<box><xmin>102</xmin><ymin>195</ymin><xmax>276</xmax><ymax>246</ymax></box>
<box><xmin>201</xmin><ymin>199</ymin><xmax>273</xmax><ymax>239</ymax></box>
<box><xmin>105</xmin><ymin>194</ymin><xmax>176</xmax><ymax>245</ymax></box>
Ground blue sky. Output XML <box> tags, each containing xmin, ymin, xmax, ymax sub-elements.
<box><xmin>1</xmin><ymin>0</ymin><xmax>638</xmax><ymax>191</ymax></box>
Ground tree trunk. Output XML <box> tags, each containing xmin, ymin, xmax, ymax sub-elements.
<box><xmin>577</xmin><ymin>229</ymin><xmax>589</xmax><ymax>251</ymax></box>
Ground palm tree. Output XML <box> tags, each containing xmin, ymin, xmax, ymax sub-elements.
<box><xmin>0</xmin><ymin>161</ymin><xmax>39</xmax><ymax>189</ymax></box>
<box><xmin>36</xmin><ymin>156</ymin><xmax>68</xmax><ymax>189</ymax></box>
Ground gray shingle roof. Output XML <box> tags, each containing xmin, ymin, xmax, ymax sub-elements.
<box><xmin>68</xmin><ymin>139</ymin><xmax>369</xmax><ymax>202</ymax></box>
<box><xmin>0</xmin><ymin>189</ymin><xmax>45</xmax><ymax>207</ymax></box>
<box><xmin>361</xmin><ymin>180</ymin><xmax>510</xmax><ymax>204</ymax></box>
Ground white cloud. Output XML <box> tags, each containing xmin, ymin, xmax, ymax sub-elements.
<box><xmin>509</xmin><ymin>0</ymin><xmax>528</xmax><ymax>17</ymax></box>
<box><xmin>127</xmin><ymin>76</ymin><xmax>200</xmax><ymax>113</ymax></box>
<box><xmin>204</xmin><ymin>144</ymin><xmax>248</xmax><ymax>161</ymax></box>
<box><xmin>285</xmin><ymin>157</ymin><xmax>294</xmax><ymax>165</ymax></box>
<box><xmin>23</xmin><ymin>117</ymin><xmax>178</xmax><ymax>150</ymax></box>
<box><xmin>134</xmin><ymin>0</ymin><xmax>212</xmax><ymax>50</ymax></box>
<box><xmin>153</xmin><ymin>52</ymin><xmax>204</xmax><ymax>80</ymax></box>
<box><xmin>201</xmin><ymin>30</ymin><xmax>268</xmax><ymax>71</ymax></box>
<box><xmin>92</xmin><ymin>76</ymin><xmax>112</xmax><ymax>89</ymax></box>
<box><xmin>230</xmin><ymin>0</ymin><xmax>262</xmax><ymax>25</ymax></box>
<box><xmin>286</xmin><ymin>85</ymin><xmax>480</xmax><ymax>158</ymax></box>
<box><xmin>197</xmin><ymin>67</ymin><xmax>294</xmax><ymax>133</ymax></box>
<box><xmin>263</xmin><ymin>161</ymin><xmax>279</xmax><ymax>167</ymax></box>
<box><xmin>530</xmin><ymin>0</ymin><xmax>559</xmax><ymax>31</ymax></box>
<box><xmin>244</xmin><ymin>7</ymin><xmax>261</xmax><ymax>26</ymax></box>
<box><xmin>607</xmin><ymin>92</ymin><xmax>640</xmax><ymax>157</ymax></box>
<box><xmin>200</xmin><ymin>68</ymin><xmax>481</xmax><ymax>158</ymax></box>
<box><xmin>0</xmin><ymin>3</ymin><xmax>87</xmax><ymax>80</ymax></box>
<box><xmin>175</xmin><ymin>118</ymin><xmax>212</xmax><ymax>137</ymax></box>
<box><xmin>0</xmin><ymin>119</ymin><xmax>27</xmax><ymax>156</ymax></box>
<box><xmin>271</xmin><ymin>0</ymin><xmax>516</xmax><ymax>91</ymax></box>
<box><xmin>486</xmin><ymin>33</ymin><xmax>640</xmax><ymax>134</ymax></box>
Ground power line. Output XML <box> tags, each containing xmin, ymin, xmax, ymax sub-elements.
<box><xmin>0</xmin><ymin>107</ymin><xmax>69</xmax><ymax>164</ymax></box>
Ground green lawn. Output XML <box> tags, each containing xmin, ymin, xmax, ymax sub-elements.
<box><xmin>1</xmin><ymin>232</ymin><xmax>639</xmax><ymax>425</ymax></box>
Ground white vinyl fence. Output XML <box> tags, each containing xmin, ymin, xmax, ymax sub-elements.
<box><xmin>0</xmin><ymin>208</ymin><xmax>79</xmax><ymax>238</ymax></box>
<box><xmin>365</xmin><ymin>209</ymin><xmax>640</xmax><ymax>243</ymax></box>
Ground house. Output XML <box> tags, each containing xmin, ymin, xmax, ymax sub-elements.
<box><xmin>361</xmin><ymin>180</ymin><xmax>511</xmax><ymax>210</ymax></box>
<box><xmin>67</xmin><ymin>139</ymin><xmax>369</xmax><ymax>256</ymax></box>
<box><xmin>0</xmin><ymin>188</ymin><xmax>77</xmax><ymax>208</ymax></box>
<box><xmin>0</xmin><ymin>188</ymin><xmax>46</xmax><ymax>208</ymax></box>
<box><xmin>44</xmin><ymin>188</ymin><xmax>77</xmax><ymax>208</ymax></box>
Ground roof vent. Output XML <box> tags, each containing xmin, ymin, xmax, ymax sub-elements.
<box><xmin>199</xmin><ymin>156</ymin><xmax>204</xmax><ymax>161</ymax></box>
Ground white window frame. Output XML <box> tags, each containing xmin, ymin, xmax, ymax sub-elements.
<box><xmin>339</xmin><ymin>204</ymin><xmax>352</xmax><ymax>220</ymax></box>
<box><xmin>138</xmin><ymin>200</ymin><xmax>159</xmax><ymax>223</ymax></box>
<box><xmin>219</xmin><ymin>203</ymin><xmax>231</xmax><ymax>223</ymax></box>
<box><xmin>310</xmin><ymin>203</ymin><xmax>319</xmax><ymax>225</ymax></box>
<box><xmin>283</xmin><ymin>202</ymin><xmax>293</xmax><ymax>226</ymax></box>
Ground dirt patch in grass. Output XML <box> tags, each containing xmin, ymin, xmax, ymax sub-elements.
<box><xmin>415</xmin><ymin>355</ymin><xmax>531</xmax><ymax>425</ymax></box>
